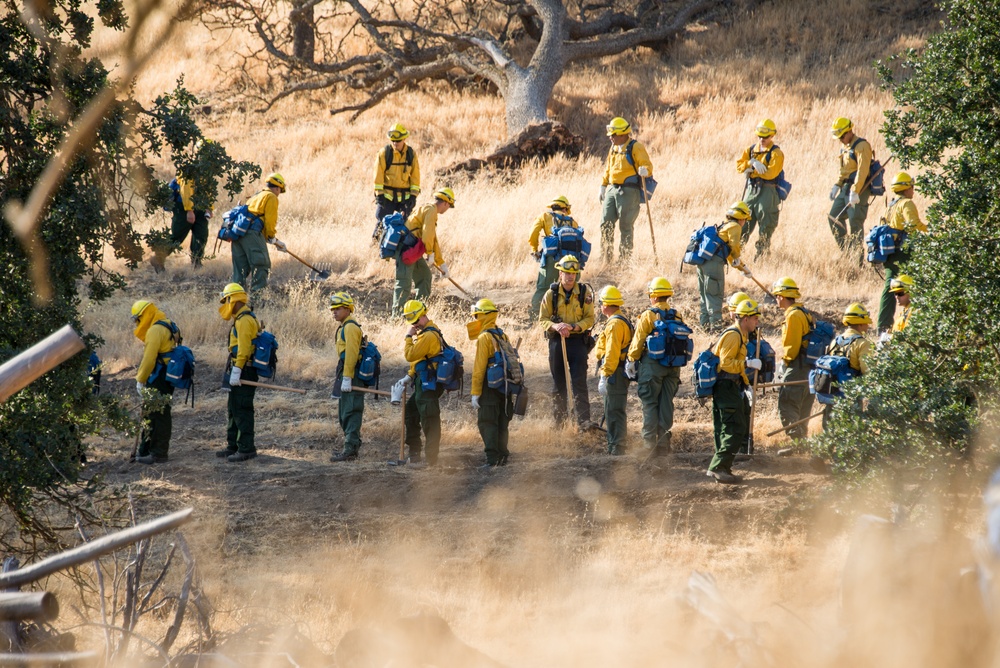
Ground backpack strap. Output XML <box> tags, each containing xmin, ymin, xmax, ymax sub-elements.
<box><xmin>789</xmin><ymin>304</ymin><xmax>814</xmax><ymax>332</ymax></box>
<box><xmin>338</xmin><ymin>320</ymin><xmax>362</xmax><ymax>342</ymax></box>
<box><xmin>384</xmin><ymin>144</ymin><xmax>415</xmax><ymax>169</ymax></box>
<box><xmin>624</xmin><ymin>139</ymin><xmax>636</xmax><ymax>167</ymax></box>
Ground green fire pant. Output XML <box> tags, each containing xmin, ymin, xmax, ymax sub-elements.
<box><xmin>603</xmin><ymin>365</ymin><xmax>630</xmax><ymax>453</ymax></box>
<box><xmin>636</xmin><ymin>357</ymin><xmax>680</xmax><ymax>452</ymax></box>
<box><xmin>338</xmin><ymin>377</ymin><xmax>368</xmax><ymax>456</ymax></box>
<box><xmin>697</xmin><ymin>255</ymin><xmax>726</xmax><ymax>327</ymax></box>
<box><xmin>171</xmin><ymin>204</ymin><xmax>210</xmax><ymax>263</ymax></box>
<box><xmin>742</xmin><ymin>181</ymin><xmax>780</xmax><ymax>257</ymax></box>
<box><xmin>777</xmin><ymin>356</ymin><xmax>814</xmax><ymax>440</ymax></box>
<box><xmin>404</xmin><ymin>383</ymin><xmax>443</xmax><ymax>464</ymax></box>
<box><xmin>477</xmin><ymin>388</ymin><xmax>512</xmax><ymax>465</ymax></box>
<box><xmin>601</xmin><ymin>184</ymin><xmax>641</xmax><ymax>262</ymax></box>
<box><xmin>138</xmin><ymin>372</ymin><xmax>174</xmax><ymax>459</ymax></box>
<box><xmin>709</xmin><ymin>379</ymin><xmax>749</xmax><ymax>473</ymax></box>
<box><xmin>828</xmin><ymin>184</ymin><xmax>871</xmax><ymax>257</ymax></box>
<box><xmin>227</xmin><ymin>366</ymin><xmax>259</xmax><ymax>454</ymax></box>
<box><xmin>876</xmin><ymin>248</ymin><xmax>910</xmax><ymax>332</ymax></box>
<box><xmin>531</xmin><ymin>256</ymin><xmax>558</xmax><ymax>320</ymax></box>
<box><xmin>393</xmin><ymin>255</ymin><xmax>432</xmax><ymax>317</ymax></box>
<box><xmin>231</xmin><ymin>231</ymin><xmax>270</xmax><ymax>303</ymax></box>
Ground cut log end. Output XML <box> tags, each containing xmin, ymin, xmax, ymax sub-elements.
<box><xmin>440</xmin><ymin>121</ymin><xmax>584</xmax><ymax>177</ymax></box>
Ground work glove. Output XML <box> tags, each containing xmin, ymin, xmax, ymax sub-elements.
<box><xmin>749</xmin><ymin>158</ymin><xmax>766</xmax><ymax>174</ymax></box>
<box><xmin>274</xmin><ymin>239</ymin><xmax>288</xmax><ymax>252</ymax></box>
<box><xmin>848</xmin><ymin>191</ymin><xmax>860</xmax><ymax>206</ymax></box>
<box><xmin>830</xmin><ymin>185</ymin><xmax>840</xmax><ymax>201</ymax></box>
<box><xmin>471</xmin><ymin>395</ymin><xmax>481</xmax><ymax>410</ymax></box>
<box><xmin>637</xmin><ymin>166</ymin><xmax>650</xmax><ymax>177</ymax></box>
<box><xmin>439</xmin><ymin>263</ymin><xmax>450</xmax><ymax>278</ymax></box>
<box><xmin>741</xmin><ymin>268</ymin><xmax>753</xmax><ymax>278</ymax></box>
<box><xmin>599</xmin><ymin>185</ymin><xmax>606</xmax><ymax>202</ymax></box>
<box><xmin>341</xmin><ymin>377</ymin><xmax>353</xmax><ymax>393</ymax></box>
<box><xmin>743</xmin><ymin>168</ymin><xmax>754</xmax><ymax>177</ymax></box>
<box><xmin>731</xmin><ymin>257</ymin><xmax>744</xmax><ymax>268</ymax></box>
<box><xmin>625</xmin><ymin>360</ymin><xmax>638</xmax><ymax>380</ymax></box>
<box><xmin>391</xmin><ymin>376</ymin><xmax>410</xmax><ymax>405</ymax></box>
<box><xmin>426</xmin><ymin>252</ymin><xmax>435</xmax><ymax>266</ymax></box>
<box><xmin>598</xmin><ymin>375</ymin><xmax>608</xmax><ymax>398</ymax></box>
<box><xmin>205</xmin><ymin>210</ymin><xmax>212</xmax><ymax>219</ymax></box>
<box><xmin>747</xmin><ymin>358</ymin><xmax>763</xmax><ymax>371</ymax></box>
<box><xmin>229</xmin><ymin>366</ymin><xmax>242</xmax><ymax>387</ymax></box>
<box><xmin>136</xmin><ymin>381</ymin><xmax>144</xmax><ymax>397</ymax></box>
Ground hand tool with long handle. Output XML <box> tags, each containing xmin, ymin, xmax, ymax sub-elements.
<box><xmin>349</xmin><ymin>386</ymin><xmax>392</xmax><ymax>398</ymax></box>
<box><xmin>239</xmin><ymin>379</ymin><xmax>307</xmax><ymax>394</ymax></box>
<box><xmin>431</xmin><ymin>263</ymin><xmax>473</xmax><ymax>299</ymax></box>
<box><xmin>560</xmin><ymin>335</ymin><xmax>576</xmax><ymax>427</ymax></box>
<box><xmin>743</xmin><ymin>272</ymin><xmax>773</xmax><ymax>298</ymax></box>
<box><xmin>829</xmin><ymin>155</ymin><xmax>895</xmax><ymax>226</ymax></box>
<box><xmin>766</xmin><ymin>409</ymin><xmax>825</xmax><ymax>438</ymax></box>
<box><xmin>398</xmin><ymin>388</ymin><xmax>407</xmax><ymax>464</ymax></box>
<box><xmin>747</xmin><ymin>331</ymin><xmax>762</xmax><ymax>456</ymax></box>
<box><xmin>639</xmin><ymin>175</ymin><xmax>659</xmax><ymax>261</ymax></box>
<box><xmin>757</xmin><ymin>379</ymin><xmax>809</xmax><ymax>389</ymax></box>
<box><xmin>282</xmin><ymin>247</ymin><xmax>330</xmax><ymax>279</ymax></box>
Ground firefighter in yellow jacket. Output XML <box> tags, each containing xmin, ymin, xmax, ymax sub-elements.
<box><xmin>131</xmin><ymin>300</ymin><xmax>177</xmax><ymax>464</ymax></box>
<box><xmin>393</xmin><ymin>300</ymin><xmax>444</xmax><ymax>468</ymax></box>
<box><xmin>330</xmin><ymin>292</ymin><xmax>368</xmax><ymax>462</ymax></box>
<box><xmin>736</xmin><ymin>119</ymin><xmax>785</xmax><ymax>257</ymax></box>
<box><xmin>528</xmin><ymin>195</ymin><xmax>581</xmax><ymax>319</ymax></box>
<box><xmin>600</xmin><ymin>117</ymin><xmax>653</xmax><ymax>263</ymax></box>
<box><xmin>626</xmin><ymin>277</ymin><xmax>689</xmax><ymax>457</ymax></box>
<box><xmin>890</xmin><ymin>274</ymin><xmax>914</xmax><ymax>334</ymax></box>
<box><xmin>539</xmin><ymin>255</ymin><xmax>596</xmax><ymax>428</ymax></box>
<box><xmin>772</xmin><ymin>277</ymin><xmax>815</xmax><ymax>440</ymax></box>
<box><xmin>232</xmin><ymin>173</ymin><xmax>287</xmax><ymax>303</ymax></box>
<box><xmin>821</xmin><ymin>303</ymin><xmax>872</xmax><ymax>429</ymax></box>
<box><xmin>374</xmin><ymin>123</ymin><xmax>421</xmax><ymax>223</ymax></box>
<box><xmin>594</xmin><ymin>286</ymin><xmax>632</xmax><ymax>455</ymax></box>
<box><xmin>469</xmin><ymin>299</ymin><xmax>514</xmax><ymax>468</ymax></box>
<box><xmin>876</xmin><ymin>172</ymin><xmax>926</xmax><ymax>332</ymax></box>
<box><xmin>708</xmin><ymin>298</ymin><xmax>761</xmax><ymax>484</ymax></box>
<box><xmin>153</xmin><ymin>173</ymin><xmax>214</xmax><ymax>271</ymax></box>
<box><xmin>828</xmin><ymin>118</ymin><xmax>874</xmax><ymax>254</ymax></box>
<box><xmin>697</xmin><ymin>202</ymin><xmax>752</xmax><ymax>329</ymax></box>
<box><xmin>218</xmin><ymin>282</ymin><xmax>260</xmax><ymax>462</ymax></box>
<box><xmin>392</xmin><ymin>188</ymin><xmax>455</xmax><ymax>317</ymax></box>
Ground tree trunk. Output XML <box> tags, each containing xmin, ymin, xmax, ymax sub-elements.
<box><xmin>290</xmin><ymin>0</ymin><xmax>315</xmax><ymax>64</ymax></box>
<box><xmin>503</xmin><ymin>68</ymin><xmax>560</xmax><ymax>137</ymax></box>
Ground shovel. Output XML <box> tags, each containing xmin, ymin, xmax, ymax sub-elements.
<box><xmin>282</xmin><ymin>247</ymin><xmax>331</xmax><ymax>279</ymax></box>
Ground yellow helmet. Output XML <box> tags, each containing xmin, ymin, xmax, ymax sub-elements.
<box><xmin>328</xmin><ymin>292</ymin><xmax>355</xmax><ymax>312</ymax></box>
<box><xmin>471</xmin><ymin>298</ymin><xmax>498</xmax><ymax>315</ymax></box>
<box><xmin>831</xmin><ymin>117</ymin><xmax>853</xmax><ymax>138</ymax></box>
<box><xmin>402</xmin><ymin>299</ymin><xmax>427</xmax><ymax>324</ymax></box>
<box><xmin>606</xmin><ymin>117</ymin><xmax>631</xmax><ymax>136</ymax></box>
<box><xmin>219</xmin><ymin>282</ymin><xmax>247</xmax><ymax>304</ymax></box>
<box><xmin>771</xmin><ymin>276</ymin><xmax>801</xmax><ymax>299</ymax></box>
<box><xmin>387</xmin><ymin>123</ymin><xmax>409</xmax><ymax>141</ymax></box>
<box><xmin>647</xmin><ymin>277</ymin><xmax>674</xmax><ymax>298</ymax></box>
<box><xmin>843</xmin><ymin>302</ymin><xmax>872</xmax><ymax>326</ymax></box>
<box><xmin>130</xmin><ymin>300</ymin><xmax>152</xmax><ymax>322</ymax></box>
<box><xmin>550</xmin><ymin>195</ymin><xmax>571</xmax><ymax>211</ymax></box>
<box><xmin>727</xmin><ymin>291</ymin><xmax>751</xmax><ymax>312</ymax></box>
<box><xmin>266</xmin><ymin>172</ymin><xmax>287</xmax><ymax>193</ymax></box>
<box><xmin>434</xmin><ymin>187</ymin><xmax>456</xmax><ymax>207</ymax></box>
<box><xmin>755</xmin><ymin>118</ymin><xmax>777</xmax><ymax>137</ymax></box>
<box><xmin>734</xmin><ymin>298</ymin><xmax>761</xmax><ymax>318</ymax></box>
<box><xmin>726</xmin><ymin>201</ymin><xmax>752</xmax><ymax>221</ymax></box>
<box><xmin>554</xmin><ymin>255</ymin><xmax>581</xmax><ymax>274</ymax></box>
<box><xmin>891</xmin><ymin>171</ymin><xmax>914</xmax><ymax>193</ymax></box>
<box><xmin>598</xmin><ymin>285</ymin><xmax>624</xmax><ymax>306</ymax></box>
<box><xmin>889</xmin><ymin>274</ymin><xmax>914</xmax><ymax>294</ymax></box>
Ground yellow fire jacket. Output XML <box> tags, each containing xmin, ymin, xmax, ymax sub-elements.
<box><xmin>594</xmin><ymin>312</ymin><xmax>633</xmax><ymax>377</ymax></box>
<box><xmin>781</xmin><ymin>304</ymin><xmax>813</xmax><ymax>363</ymax></box>
<box><xmin>336</xmin><ymin>316</ymin><xmax>363</xmax><ymax>378</ymax></box>
<box><xmin>407</xmin><ymin>203</ymin><xmax>445</xmax><ymax>266</ymax></box>
<box><xmin>528</xmin><ymin>211</ymin><xmax>579</xmax><ymax>252</ymax></box>
<box><xmin>539</xmin><ymin>282</ymin><xmax>595</xmax><ymax>334</ymax></box>
<box><xmin>626</xmin><ymin>302</ymin><xmax>672</xmax><ymax>361</ymax></box>
<box><xmin>893</xmin><ymin>306</ymin><xmax>912</xmax><ymax>333</ymax></box>
<box><xmin>830</xmin><ymin>326</ymin><xmax>871</xmax><ymax>375</ymax></box>
<box><xmin>714</xmin><ymin>326</ymin><xmax>749</xmax><ymax>385</ymax></box>
<box><xmin>374</xmin><ymin>144</ymin><xmax>421</xmax><ymax>200</ymax></box>
<box><xmin>718</xmin><ymin>220</ymin><xmax>743</xmax><ymax>264</ymax></box>
<box><xmin>135</xmin><ymin>308</ymin><xmax>174</xmax><ymax>383</ymax></box>
<box><xmin>602</xmin><ymin>140</ymin><xmax>653</xmax><ymax>187</ymax></box>
<box><xmin>228</xmin><ymin>304</ymin><xmax>260</xmax><ymax>370</ymax></box>
<box><xmin>405</xmin><ymin>319</ymin><xmax>444</xmax><ymax>378</ymax></box>
<box><xmin>736</xmin><ymin>142</ymin><xmax>784</xmax><ymax>181</ymax></box>
<box><xmin>886</xmin><ymin>196</ymin><xmax>927</xmax><ymax>234</ymax></box>
<box><xmin>246</xmin><ymin>189</ymin><xmax>279</xmax><ymax>239</ymax></box>
<box><xmin>838</xmin><ymin>138</ymin><xmax>873</xmax><ymax>194</ymax></box>
<box><xmin>470</xmin><ymin>312</ymin><xmax>502</xmax><ymax>397</ymax></box>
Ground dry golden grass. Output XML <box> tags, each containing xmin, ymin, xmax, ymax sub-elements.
<box><xmin>59</xmin><ymin>1</ymin><xmax>991</xmax><ymax>665</ymax></box>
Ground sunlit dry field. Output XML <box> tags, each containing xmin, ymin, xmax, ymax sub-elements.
<box><xmin>57</xmin><ymin>1</ymin><xmax>997</xmax><ymax>665</ymax></box>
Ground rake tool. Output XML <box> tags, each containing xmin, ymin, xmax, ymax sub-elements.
<box><xmin>281</xmin><ymin>247</ymin><xmax>331</xmax><ymax>279</ymax></box>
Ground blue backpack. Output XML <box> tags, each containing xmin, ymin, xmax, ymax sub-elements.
<box><xmin>809</xmin><ymin>338</ymin><xmax>861</xmax><ymax>405</ymax></box>
<box><xmin>378</xmin><ymin>211</ymin><xmax>418</xmax><ymax>260</ymax></box>
<box><xmin>540</xmin><ymin>213</ymin><xmax>592</xmax><ymax>268</ymax></box>
<box><xmin>645</xmin><ymin>308</ymin><xmax>693</xmax><ymax>367</ymax></box>
<box><xmin>745</xmin><ymin>336</ymin><xmax>775</xmax><ymax>384</ymax></box>
<box><xmin>866</xmin><ymin>219</ymin><xmax>907</xmax><ymax>264</ymax></box>
<box><xmin>150</xmin><ymin>320</ymin><xmax>197</xmax><ymax>405</ymax></box>
<box><xmin>692</xmin><ymin>348</ymin><xmax>720</xmax><ymax>398</ymax></box>
<box><xmin>416</xmin><ymin>327</ymin><xmax>465</xmax><ymax>392</ymax></box>
<box><xmin>791</xmin><ymin>306</ymin><xmax>835</xmax><ymax>367</ymax></box>
<box><xmin>163</xmin><ymin>178</ymin><xmax>182</xmax><ymax>211</ymax></box>
<box><xmin>485</xmin><ymin>329</ymin><xmax>525</xmax><ymax>396</ymax></box>
<box><xmin>337</xmin><ymin>323</ymin><xmax>382</xmax><ymax>386</ymax></box>
<box><xmin>749</xmin><ymin>144</ymin><xmax>792</xmax><ymax>202</ymax></box>
<box><xmin>217</xmin><ymin>204</ymin><xmax>264</xmax><ymax>242</ymax></box>
<box><xmin>621</xmin><ymin>139</ymin><xmax>658</xmax><ymax>200</ymax></box>
<box><xmin>251</xmin><ymin>330</ymin><xmax>279</xmax><ymax>378</ymax></box>
<box><xmin>683</xmin><ymin>224</ymin><xmax>731</xmax><ymax>266</ymax></box>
